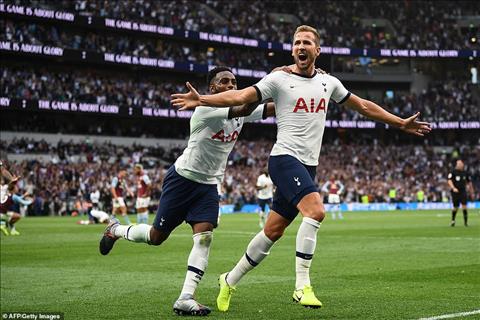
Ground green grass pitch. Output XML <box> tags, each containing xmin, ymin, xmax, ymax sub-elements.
<box><xmin>1</xmin><ymin>210</ymin><xmax>479</xmax><ymax>319</ymax></box>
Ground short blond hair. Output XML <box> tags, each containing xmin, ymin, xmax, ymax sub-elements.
<box><xmin>293</xmin><ymin>25</ymin><xmax>320</xmax><ymax>46</ymax></box>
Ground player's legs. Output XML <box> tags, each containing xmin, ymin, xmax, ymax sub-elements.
<box><xmin>461</xmin><ymin>193</ymin><xmax>468</xmax><ymax>226</ymax></box>
<box><xmin>337</xmin><ymin>203</ymin><xmax>343</xmax><ymax>220</ymax></box>
<box><xmin>136</xmin><ymin>197</ymin><xmax>150</xmax><ymax>224</ymax></box>
<box><xmin>451</xmin><ymin>192</ymin><xmax>460</xmax><ymax>227</ymax></box>
<box><xmin>0</xmin><ymin>213</ymin><xmax>10</xmax><ymax>235</ymax></box>
<box><xmin>174</xmin><ymin>221</ymin><xmax>214</xmax><ymax>316</ymax></box>
<box><xmin>175</xmin><ymin>183</ymin><xmax>219</xmax><ymax>316</ymax></box>
<box><xmin>217</xmin><ymin>210</ymin><xmax>288</xmax><ymax>312</ymax></box>
<box><xmin>258</xmin><ymin>199</ymin><xmax>267</xmax><ymax>228</ymax></box>
<box><xmin>119</xmin><ymin>205</ymin><xmax>131</xmax><ymax>225</ymax></box>
<box><xmin>136</xmin><ymin>208</ymin><xmax>149</xmax><ymax>224</ymax></box>
<box><xmin>6</xmin><ymin>211</ymin><xmax>21</xmax><ymax>235</ymax></box>
<box><xmin>295</xmin><ymin>192</ymin><xmax>324</xmax><ymax>293</ymax></box>
<box><xmin>100</xmin><ymin>167</ymin><xmax>190</xmax><ymax>255</ymax></box>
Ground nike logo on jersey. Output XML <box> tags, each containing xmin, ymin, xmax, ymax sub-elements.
<box><xmin>294</xmin><ymin>177</ymin><xmax>301</xmax><ymax>186</ymax></box>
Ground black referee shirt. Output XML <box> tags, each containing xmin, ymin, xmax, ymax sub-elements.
<box><xmin>447</xmin><ymin>169</ymin><xmax>470</xmax><ymax>192</ymax></box>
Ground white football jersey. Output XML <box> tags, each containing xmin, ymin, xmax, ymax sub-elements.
<box><xmin>256</xmin><ymin>174</ymin><xmax>273</xmax><ymax>199</ymax></box>
<box><xmin>0</xmin><ymin>184</ymin><xmax>8</xmax><ymax>204</ymax></box>
<box><xmin>90</xmin><ymin>190</ymin><xmax>100</xmax><ymax>204</ymax></box>
<box><xmin>175</xmin><ymin>104</ymin><xmax>265</xmax><ymax>184</ymax></box>
<box><xmin>254</xmin><ymin>71</ymin><xmax>350</xmax><ymax>166</ymax></box>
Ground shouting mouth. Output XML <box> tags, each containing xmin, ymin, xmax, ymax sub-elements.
<box><xmin>298</xmin><ymin>52</ymin><xmax>308</xmax><ymax>62</ymax></box>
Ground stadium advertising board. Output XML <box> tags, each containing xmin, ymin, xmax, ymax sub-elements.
<box><xmin>2</xmin><ymin>98</ymin><xmax>479</xmax><ymax>129</ymax></box>
<box><xmin>0</xmin><ymin>41</ymin><xmax>267</xmax><ymax>79</ymax></box>
<box><xmin>221</xmin><ymin>201</ymin><xmax>480</xmax><ymax>214</ymax></box>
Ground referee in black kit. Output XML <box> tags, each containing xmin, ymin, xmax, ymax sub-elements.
<box><xmin>447</xmin><ymin>159</ymin><xmax>474</xmax><ymax>227</ymax></box>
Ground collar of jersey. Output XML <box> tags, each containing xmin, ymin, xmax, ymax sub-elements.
<box><xmin>290</xmin><ymin>71</ymin><xmax>317</xmax><ymax>78</ymax></box>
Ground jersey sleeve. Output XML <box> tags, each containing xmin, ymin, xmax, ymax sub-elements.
<box><xmin>253</xmin><ymin>72</ymin><xmax>282</xmax><ymax>101</ymax></box>
<box><xmin>244</xmin><ymin>104</ymin><xmax>266</xmax><ymax>123</ymax></box>
<box><xmin>111</xmin><ymin>177</ymin><xmax>118</xmax><ymax>187</ymax></box>
<box><xmin>338</xmin><ymin>181</ymin><xmax>345</xmax><ymax>194</ymax></box>
<box><xmin>143</xmin><ymin>174</ymin><xmax>152</xmax><ymax>185</ymax></box>
<box><xmin>330</xmin><ymin>76</ymin><xmax>351</xmax><ymax>104</ymax></box>
<box><xmin>194</xmin><ymin>106</ymin><xmax>230</xmax><ymax>121</ymax></box>
<box><xmin>321</xmin><ymin>181</ymin><xmax>330</xmax><ymax>193</ymax></box>
<box><xmin>256</xmin><ymin>176</ymin><xmax>263</xmax><ymax>187</ymax></box>
<box><xmin>447</xmin><ymin>172</ymin><xmax>453</xmax><ymax>180</ymax></box>
<box><xmin>12</xmin><ymin>194</ymin><xmax>32</xmax><ymax>206</ymax></box>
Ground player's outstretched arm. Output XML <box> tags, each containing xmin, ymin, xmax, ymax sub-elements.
<box><xmin>228</xmin><ymin>102</ymin><xmax>275</xmax><ymax>119</ymax></box>
<box><xmin>343</xmin><ymin>94</ymin><xmax>432</xmax><ymax>136</ymax></box>
<box><xmin>171</xmin><ymin>82</ymin><xmax>259</xmax><ymax>111</ymax></box>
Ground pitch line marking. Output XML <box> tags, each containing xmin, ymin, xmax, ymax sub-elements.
<box><xmin>417</xmin><ymin>309</ymin><xmax>480</xmax><ymax>320</ymax></box>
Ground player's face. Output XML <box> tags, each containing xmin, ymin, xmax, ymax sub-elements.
<box><xmin>210</xmin><ymin>71</ymin><xmax>237</xmax><ymax>93</ymax></box>
<box><xmin>134</xmin><ymin>167</ymin><xmax>141</xmax><ymax>175</ymax></box>
<box><xmin>292</xmin><ymin>31</ymin><xmax>320</xmax><ymax>70</ymax></box>
<box><xmin>119</xmin><ymin>170</ymin><xmax>126</xmax><ymax>178</ymax></box>
<box><xmin>456</xmin><ymin>160</ymin><xmax>464</xmax><ymax>170</ymax></box>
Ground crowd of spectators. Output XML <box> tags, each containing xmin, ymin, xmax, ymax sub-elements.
<box><xmin>0</xmin><ymin>138</ymin><xmax>186</xmax><ymax>216</ymax></box>
<box><xmin>3</xmin><ymin>67</ymin><xmax>479</xmax><ymax>122</ymax></box>
<box><xmin>224</xmin><ymin>140</ymin><xmax>480</xmax><ymax>208</ymax></box>
<box><xmin>2</xmin><ymin>19</ymin><xmax>272</xmax><ymax>70</ymax></box>
<box><xmin>2</xmin><ymin>67</ymin><xmax>207</xmax><ymax>109</ymax></box>
<box><xmin>26</xmin><ymin>0</ymin><xmax>480</xmax><ymax>49</ymax></box>
<box><xmin>2</xmin><ymin>137</ymin><xmax>479</xmax><ymax>216</ymax></box>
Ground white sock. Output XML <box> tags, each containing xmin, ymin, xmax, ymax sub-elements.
<box><xmin>227</xmin><ymin>230</ymin><xmax>274</xmax><ymax>286</ymax></box>
<box><xmin>179</xmin><ymin>231</ymin><xmax>213</xmax><ymax>299</ymax></box>
<box><xmin>113</xmin><ymin>224</ymin><xmax>151</xmax><ymax>243</ymax></box>
<box><xmin>137</xmin><ymin>212</ymin><xmax>149</xmax><ymax>224</ymax></box>
<box><xmin>295</xmin><ymin>217</ymin><xmax>320</xmax><ymax>290</ymax></box>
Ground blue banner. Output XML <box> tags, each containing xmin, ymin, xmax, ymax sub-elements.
<box><xmin>220</xmin><ymin>201</ymin><xmax>480</xmax><ymax>214</ymax></box>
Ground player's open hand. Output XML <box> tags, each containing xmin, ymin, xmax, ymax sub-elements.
<box><xmin>400</xmin><ymin>112</ymin><xmax>432</xmax><ymax>136</ymax></box>
<box><xmin>171</xmin><ymin>82</ymin><xmax>201</xmax><ymax>110</ymax></box>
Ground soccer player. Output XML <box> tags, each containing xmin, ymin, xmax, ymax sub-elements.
<box><xmin>171</xmin><ymin>25</ymin><xmax>431</xmax><ymax>311</ymax></box>
<box><xmin>256</xmin><ymin>169</ymin><xmax>273</xmax><ymax>228</ymax></box>
<box><xmin>321</xmin><ymin>175</ymin><xmax>345</xmax><ymax>220</ymax></box>
<box><xmin>77</xmin><ymin>188</ymin><xmax>110</xmax><ymax>225</ymax></box>
<box><xmin>447</xmin><ymin>159</ymin><xmax>473</xmax><ymax>227</ymax></box>
<box><xmin>0</xmin><ymin>182</ymin><xmax>32</xmax><ymax>236</ymax></box>
<box><xmin>134</xmin><ymin>164</ymin><xmax>151</xmax><ymax>224</ymax></box>
<box><xmin>99</xmin><ymin>66</ymin><xmax>275</xmax><ymax>316</ymax></box>
<box><xmin>0</xmin><ymin>161</ymin><xmax>23</xmax><ymax>236</ymax></box>
<box><xmin>111</xmin><ymin>169</ymin><xmax>132</xmax><ymax>225</ymax></box>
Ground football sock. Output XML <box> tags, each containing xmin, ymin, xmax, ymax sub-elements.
<box><xmin>463</xmin><ymin>209</ymin><xmax>468</xmax><ymax>225</ymax></box>
<box><xmin>296</xmin><ymin>217</ymin><xmax>321</xmax><ymax>290</ymax></box>
<box><xmin>123</xmin><ymin>214</ymin><xmax>131</xmax><ymax>225</ymax></box>
<box><xmin>114</xmin><ymin>224</ymin><xmax>151</xmax><ymax>243</ymax></box>
<box><xmin>179</xmin><ymin>231</ymin><xmax>213</xmax><ymax>299</ymax></box>
<box><xmin>451</xmin><ymin>209</ymin><xmax>457</xmax><ymax>221</ymax></box>
<box><xmin>137</xmin><ymin>212</ymin><xmax>148</xmax><ymax>224</ymax></box>
<box><xmin>227</xmin><ymin>230</ymin><xmax>274</xmax><ymax>286</ymax></box>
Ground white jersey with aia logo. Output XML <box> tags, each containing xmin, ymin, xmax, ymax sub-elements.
<box><xmin>175</xmin><ymin>104</ymin><xmax>265</xmax><ymax>184</ymax></box>
<box><xmin>254</xmin><ymin>71</ymin><xmax>350</xmax><ymax>166</ymax></box>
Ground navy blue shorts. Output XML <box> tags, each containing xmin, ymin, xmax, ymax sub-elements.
<box><xmin>268</xmin><ymin>155</ymin><xmax>318</xmax><ymax>221</ymax></box>
<box><xmin>258</xmin><ymin>198</ymin><xmax>272</xmax><ymax>212</ymax></box>
<box><xmin>153</xmin><ymin>166</ymin><xmax>219</xmax><ymax>233</ymax></box>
